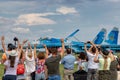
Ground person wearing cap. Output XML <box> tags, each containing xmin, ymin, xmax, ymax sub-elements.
<box><xmin>1</xmin><ymin>43</ymin><xmax>15</xmax><ymax>64</ymax></box>
<box><xmin>1</xmin><ymin>36</ymin><xmax>27</xmax><ymax>80</ymax></box>
<box><xmin>1</xmin><ymin>36</ymin><xmax>17</xmax><ymax>80</ymax></box>
<box><xmin>1</xmin><ymin>37</ymin><xmax>16</xmax><ymax>79</ymax></box>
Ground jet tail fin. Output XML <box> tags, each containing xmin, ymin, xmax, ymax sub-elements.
<box><xmin>105</xmin><ymin>27</ymin><xmax>119</xmax><ymax>45</ymax></box>
<box><xmin>65</xmin><ymin>29</ymin><xmax>79</xmax><ymax>41</ymax></box>
<box><xmin>93</xmin><ymin>28</ymin><xmax>107</xmax><ymax>44</ymax></box>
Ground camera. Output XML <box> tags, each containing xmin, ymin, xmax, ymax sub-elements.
<box><xmin>87</xmin><ymin>41</ymin><xmax>91</xmax><ymax>43</ymax></box>
<box><xmin>14</xmin><ymin>37</ymin><xmax>18</xmax><ymax>41</ymax></box>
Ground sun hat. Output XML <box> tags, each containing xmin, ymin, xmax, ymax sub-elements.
<box><xmin>9</xmin><ymin>50</ymin><xmax>18</xmax><ymax>56</ymax></box>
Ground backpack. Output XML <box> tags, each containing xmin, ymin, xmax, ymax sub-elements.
<box><xmin>17</xmin><ymin>64</ymin><xmax>25</xmax><ymax>75</ymax></box>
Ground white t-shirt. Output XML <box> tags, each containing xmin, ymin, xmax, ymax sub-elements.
<box><xmin>87</xmin><ymin>51</ymin><xmax>99</xmax><ymax>69</ymax></box>
<box><xmin>4</xmin><ymin>57</ymin><xmax>19</xmax><ymax>75</ymax></box>
<box><xmin>77</xmin><ymin>60</ymin><xmax>88</xmax><ymax>72</ymax></box>
<box><xmin>25</xmin><ymin>51</ymin><xmax>35</xmax><ymax>73</ymax></box>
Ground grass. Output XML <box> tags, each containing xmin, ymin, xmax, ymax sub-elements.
<box><xmin>60</xmin><ymin>64</ymin><xmax>77</xmax><ymax>80</ymax></box>
<box><xmin>0</xmin><ymin>64</ymin><xmax>4</xmax><ymax>80</ymax></box>
<box><xmin>0</xmin><ymin>53</ymin><xmax>4</xmax><ymax>80</ymax></box>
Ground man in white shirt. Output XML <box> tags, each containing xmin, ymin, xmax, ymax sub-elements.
<box><xmin>84</xmin><ymin>41</ymin><xmax>99</xmax><ymax>80</ymax></box>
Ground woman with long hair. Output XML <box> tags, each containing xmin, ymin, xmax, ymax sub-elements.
<box><xmin>1</xmin><ymin>36</ymin><xmax>27</xmax><ymax>80</ymax></box>
<box><xmin>109</xmin><ymin>50</ymin><xmax>118</xmax><ymax>80</ymax></box>
<box><xmin>94</xmin><ymin>49</ymin><xmax>111</xmax><ymax>80</ymax></box>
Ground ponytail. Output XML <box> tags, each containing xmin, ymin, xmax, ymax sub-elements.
<box><xmin>9</xmin><ymin>56</ymin><xmax>16</xmax><ymax>68</ymax></box>
<box><xmin>103</xmin><ymin>56</ymin><xmax>108</xmax><ymax>70</ymax></box>
<box><xmin>102</xmin><ymin>50</ymin><xmax>109</xmax><ymax>70</ymax></box>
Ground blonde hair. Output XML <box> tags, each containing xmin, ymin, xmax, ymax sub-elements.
<box><xmin>102</xmin><ymin>50</ymin><xmax>109</xmax><ymax>70</ymax></box>
<box><xmin>103</xmin><ymin>56</ymin><xmax>108</xmax><ymax>70</ymax></box>
<box><xmin>27</xmin><ymin>52</ymin><xmax>32</xmax><ymax>58</ymax></box>
<box><xmin>9</xmin><ymin>56</ymin><xmax>16</xmax><ymax>68</ymax></box>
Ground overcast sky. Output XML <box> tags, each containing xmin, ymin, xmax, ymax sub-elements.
<box><xmin>0</xmin><ymin>0</ymin><xmax>120</xmax><ymax>45</ymax></box>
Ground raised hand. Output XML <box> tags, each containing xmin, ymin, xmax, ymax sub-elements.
<box><xmin>87</xmin><ymin>41</ymin><xmax>91</xmax><ymax>43</ymax></box>
<box><xmin>1</xmin><ymin>36</ymin><xmax>5</xmax><ymax>41</ymax></box>
<box><xmin>28</xmin><ymin>42</ymin><xmax>31</xmax><ymax>47</ymax></box>
<box><xmin>43</xmin><ymin>44</ymin><xmax>47</xmax><ymax>48</ymax></box>
<box><xmin>34</xmin><ymin>44</ymin><xmax>37</xmax><ymax>47</ymax></box>
<box><xmin>61</xmin><ymin>38</ymin><xmax>64</xmax><ymax>43</ymax></box>
<box><xmin>23</xmin><ymin>40</ymin><xmax>28</xmax><ymax>44</ymax></box>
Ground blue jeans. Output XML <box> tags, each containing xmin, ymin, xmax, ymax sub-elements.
<box><xmin>35</xmin><ymin>72</ymin><xmax>45</xmax><ymax>80</ymax></box>
<box><xmin>4</xmin><ymin>75</ymin><xmax>17</xmax><ymax>80</ymax></box>
<box><xmin>87</xmin><ymin>69</ymin><xmax>98</xmax><ymax>80</ymax></box>
<box><xmin>48</xmin><ymin>75</ymin><xmax>61</xmax><ymax>80</ymax></box>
